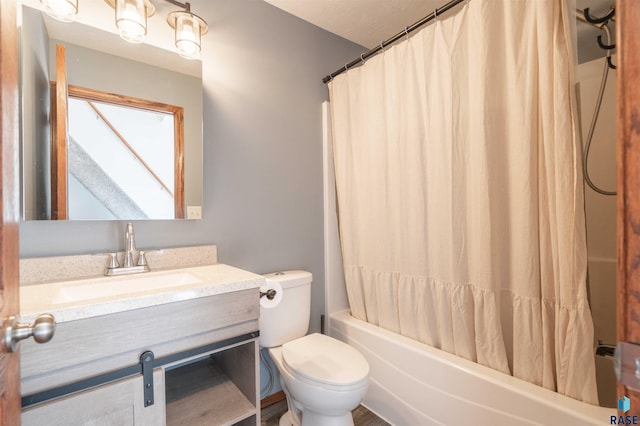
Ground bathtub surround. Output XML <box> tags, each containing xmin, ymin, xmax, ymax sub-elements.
<box><xmin>578</xmin><ymin>54</ymin><xmax>617</xmax><ymax>408</ymax></box>
<box><xmin>329</xmin><ymin>0</ymin><xmax>597</xmax><ymax>404</ymax></box>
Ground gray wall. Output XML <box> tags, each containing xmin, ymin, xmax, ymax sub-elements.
<box><xmin>20</xmin><ymin>7</ymin><xmax>51</xmax><ymax>220</ymax></box>
<box><xmin>20</xmin><ymin>0</ymin><xmax>364</xmax><ymax>333</ymax></box>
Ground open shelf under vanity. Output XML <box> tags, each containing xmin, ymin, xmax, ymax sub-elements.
<box><xmin>165</xmin><ymin>341</ymin><xmax>258</xmax><ymax>426</ymax></box>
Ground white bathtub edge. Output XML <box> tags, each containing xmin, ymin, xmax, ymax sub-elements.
<box><xmin>329</xmin><ymin>310</ymin><xmax>615</xmax><ymax>425</ymax></box>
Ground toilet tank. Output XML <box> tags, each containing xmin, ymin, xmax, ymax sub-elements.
<box><xmin>259</xmin><ymin>270</ymin><xmax>312</xmax><ymax>348</ymax></box>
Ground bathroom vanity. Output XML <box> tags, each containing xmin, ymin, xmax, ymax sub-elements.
<box><xmin>18</xmin><ymin>263</ymin><xmax>264</xmax><ymax>426</ymax></box>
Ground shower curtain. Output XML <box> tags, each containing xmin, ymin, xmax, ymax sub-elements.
<box><xmin>329</xmin><ymin>0</ymin><xmax>597</xmax><ymax>404</ymax></box>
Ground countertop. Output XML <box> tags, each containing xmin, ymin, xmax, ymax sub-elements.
<box><xmin>20</xmin><ymin>264</ymin><xmax>265</xmax><ymax>323</ymax></box>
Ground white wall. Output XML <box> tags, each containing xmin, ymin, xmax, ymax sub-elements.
<box><xmin>577</xmin><ymin>56</ymin><xmax>617</xmax><ymax>408</ymax></box>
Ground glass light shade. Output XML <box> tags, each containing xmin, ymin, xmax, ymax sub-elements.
<box><xmin>41</xmin><ymin>0</ymin><xmax>78</xmax><ymax>22</ymax></box>
<box><xmin>175</xmin><ymin>13</ymin><xmax>202</xmax><ymax>60</ymax></box>
<box><xmin>115</xmin><ymin>0</ymin><xmax>147</xmax><ymax>44</ymax></box>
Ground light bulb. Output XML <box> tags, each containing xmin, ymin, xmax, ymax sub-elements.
<box><xmin>170</xmin><ymin>12</ymin><xmax>207</xmax><ymax>60</ymax></box>
<box><xmin>41</xmin><ymin>0</ymin><xmax>78</xmax><ymax>22</ymax></box>
<box><xmin>176</xmin><ymin>15</ymin><xmax>200</xmax><ymax>59</ymax></box>
<box><xmin>115</xmin><ymin>0</ymin><xmax>146</xmax><ymax>43</ymax></box>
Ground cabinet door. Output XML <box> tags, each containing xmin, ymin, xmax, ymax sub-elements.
<box><xmin>22</xmin><ymin>369</ymin><xmax>165</xmax><ymax>426</ymax></box>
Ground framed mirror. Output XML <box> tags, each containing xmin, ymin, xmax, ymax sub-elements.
<box><xmin>19</xmin><ymin>2</ymin><xmax>203</xmax><ymax>220</ymax></box>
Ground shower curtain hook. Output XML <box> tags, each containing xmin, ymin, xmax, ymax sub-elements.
<box><xmin>404</xmin><ymin>26</ymin><xmax>410</xmax><ymax>40</ymax></box>
<box><xmin>434</xmin><ymin>7</ymin><xmax>438</xmax><ymax>20</ymax></box>
<box><xmin>360</xmin><ymin>53</ymin><xmax>365</xmax><ymax>65</ymax></box>
<box><xmin>584</xmin><ymin>7</ymin><xmax>615</xmax><ymax>25</ymax></box>
<box><xmin>597</xmin><ymin>35</ymin><xmax>615</xmax><ymax>50</ymax></box>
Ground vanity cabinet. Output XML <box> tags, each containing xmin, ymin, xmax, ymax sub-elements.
<box><xmin>20</xmin><ymin>288</ymin><xmax>260</xmax><ymax>425</ymax></box>
<box><xmin>22</xmin><ymin>369</ymin><xmax>166</xmax><ymax>425</ymax></box>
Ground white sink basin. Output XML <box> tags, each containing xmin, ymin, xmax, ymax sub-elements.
<box><xmin>52</xmin><ymin>271</ymin><xmax>202</xmax><ymax>304</ymax></box>
<box><xmin>20</xmin><ymin>270</ymin><xmax>205</xmax><ymax>315</ymax></box>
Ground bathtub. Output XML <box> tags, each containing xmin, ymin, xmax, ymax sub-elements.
<box><xmin>328</xmin><ymin>310</ymin><xmax>615</xmax><ymax>425</ymax></box>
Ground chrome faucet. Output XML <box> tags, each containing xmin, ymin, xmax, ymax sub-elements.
<box><xmin>105</xmin><ymin>223</ymin><xmax>151</xmax><ymax>276</ymax></box>
<box><xmin>124</xmin><ymin>223</ymin><xmax>136</xmax><ymax>268</ymax></box>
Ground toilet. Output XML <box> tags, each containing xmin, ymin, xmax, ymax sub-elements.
<box><xmin>260</xmin><ymin>271</ymin><xmax>369</xmax><ymax>426</ymax></box>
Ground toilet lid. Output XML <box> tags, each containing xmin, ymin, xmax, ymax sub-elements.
<box><xmin>282</xmin><ymin>333</ymin><xmax>369</xmax><ymax>388</ymax></box>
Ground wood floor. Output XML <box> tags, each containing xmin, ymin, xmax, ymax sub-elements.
<box><xmin>260</xmin><ymin>397</ymin><xmax>390</xmax><ymax>426</ymax></box>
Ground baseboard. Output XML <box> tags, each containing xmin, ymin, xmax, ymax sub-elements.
<box><xmin>261</xmin><ymin>390</ymin><xmax>286</xmax><ymax>409</ymax></box>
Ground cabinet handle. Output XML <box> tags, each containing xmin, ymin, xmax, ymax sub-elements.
<box><xmin>2</xmin><ymin>314</ymin><xmax>56</xmax><ymax>353</ymax></box>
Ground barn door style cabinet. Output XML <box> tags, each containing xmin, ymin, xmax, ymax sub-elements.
<box><xmin>20</xmin><ymin>289</ymin><xmax>261</xmax><ymax>426</ymax></box>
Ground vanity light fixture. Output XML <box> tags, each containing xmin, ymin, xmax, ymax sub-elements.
<box><xmin>40</xmin><ymin>0</ymin><xmax>208</xmax><ymax>58</ymax></box>
<box><xmin>105</xmin><ymin>0</ymin><xmax>208</xmax><ymax>59</ymax></box>
<box><xmin>40</xmin><ymin>0</ymin><xmax>79</xmax><ymax>22</ymax></box>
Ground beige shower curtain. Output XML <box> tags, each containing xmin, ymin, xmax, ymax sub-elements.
<box><xmin>329</xmin><ymin>0</ymin><xmax>597</xmax><ymax>404</ymax></box>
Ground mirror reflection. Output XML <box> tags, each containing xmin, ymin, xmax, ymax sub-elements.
<box><xmin>64</xmin><ymin>84</ymin><xmax>183</xmax><ymax>220</ymax></box>
<box><xmin>20</xmin><ymin>4</ymin><xmax>203</xmax><ymax>220</ymax></box>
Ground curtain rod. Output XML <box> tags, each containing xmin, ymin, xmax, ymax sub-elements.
<box><xmin>322</xmin><ymin>0</ymin><xmax>467</xmax><ymax>84</ymax></box>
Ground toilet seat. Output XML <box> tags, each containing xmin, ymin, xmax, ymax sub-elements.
<box><xmin>281</xmin><ymin>333</ymin><xmax>369</xmax><ymax>392</ymax></box>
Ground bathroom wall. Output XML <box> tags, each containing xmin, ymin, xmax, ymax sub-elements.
<box><xmin>20</xmin><ymin>7</ymin><xmax>51</xmax><ymax>220</ymax></box>
<box><xmin>19</xmin><ymin>0</ymin><xmax>365</xmax><ymax>339</ymax></box>
<box><xmin>577</xmin><ymin>55</ymin><xmax>617</xmax><ymax>408</ymax></box>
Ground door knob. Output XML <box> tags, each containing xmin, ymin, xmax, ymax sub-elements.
<box><xmin>2</xmin><ymin>314</ymin><xmax>56</xmax><ymax>353</ymax></box>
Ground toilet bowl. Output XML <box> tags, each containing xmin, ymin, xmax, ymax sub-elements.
<box><xmin>260</xmin><ymin>271</ymin><xmax>369</xmax><ymax>426</ymax></box>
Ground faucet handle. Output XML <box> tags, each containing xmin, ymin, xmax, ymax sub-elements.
<box><xmin>136</xmin><ymin>250</ymin><xmax>151</xmax><ymax>272</ymax></box>
<box><xmin>137</xmin><ymin>250</ymin><xmax>148</xmax><ymax>267</ymax></box>
<box><xmin>107</xmin><ymin>253</ymin><xmax>119</xmax><ymax>269</ymax></box>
